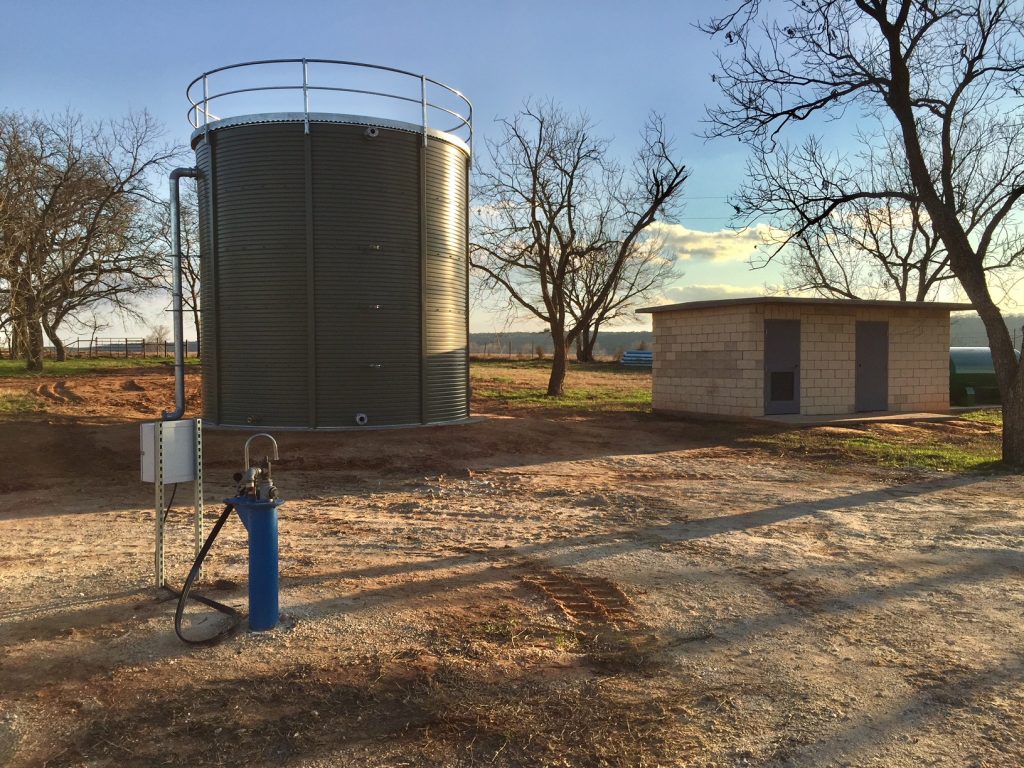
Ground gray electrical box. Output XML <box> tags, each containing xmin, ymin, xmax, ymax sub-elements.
<box><xmin>140</xmin><ymin>420</ymin><xmax>198</xmax><ymax>484</ymax></box>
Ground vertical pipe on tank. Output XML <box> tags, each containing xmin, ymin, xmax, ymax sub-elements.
<box><xmin>163</xmin><ymin>166</ymin><xmax>199</xmax><ymax>421</ymax></box>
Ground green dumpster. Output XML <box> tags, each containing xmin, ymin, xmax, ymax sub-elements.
<box><xmin>949</xmin><ymin>347</ymin><xmax>1002</xmax><ymax>406</ymax></box>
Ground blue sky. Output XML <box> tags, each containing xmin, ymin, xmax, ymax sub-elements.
<box><xmin>0</xmin><ymin>0</ymin><xmax>976</xmax><ymax>338</ymax></box>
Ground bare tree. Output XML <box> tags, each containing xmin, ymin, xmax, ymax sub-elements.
<box><xmin>472</xmin><ymin>101</ymin><xmax>688</xmax><ymax>394</ymax></box>
<box><xmin>146</xmin><ymin>323</ymin><xmax>170</xmax><ymax>346</ymax></box>
<box><xmin>745</xmin><ymin>134</ymin><xmax>963</xmax><ymax>300</ymax></box>
<box><xmin>566</xmin><ymin>235</ymin><xmax>676</xmax><ymax>361</ymax></box>
<box><xmin>703</xmin><ymin>0</ymin><xmax>1024</xmax><ymax>465</ymax></box>
<box><xmin>74</xmin><ymin>312</ymin><xmax>111</xmax><ymax>356</ymax></box>
<box><xmin>0</xmin><ymin>110</ymin><xmax>179</xmax><ymax>369</ymax></box>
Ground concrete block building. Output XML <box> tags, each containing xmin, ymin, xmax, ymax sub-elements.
<box><xmin>637</xmin><ymin>297</ymin><xmax>972</xmax><ymax>418</ymax></box>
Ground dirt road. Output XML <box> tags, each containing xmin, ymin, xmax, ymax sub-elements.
<box><xmin>0</xmin><ymin>368</ymin><xmax>1020</xmax><ymax>766</ymax></box>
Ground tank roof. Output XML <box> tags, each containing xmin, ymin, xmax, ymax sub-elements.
<box><xmin>189</xmin><ymin>112</ymin><xmax>470</xmax><ymax>155</ymax></box>
<box><xmin>637</xmin><ymin>296</ymin><xmax>974</xmax><ymax>313</ymax></box>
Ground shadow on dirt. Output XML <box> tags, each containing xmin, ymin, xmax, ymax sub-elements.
<box><xmin>0</xmin><ymin>409</ymin><xmax>792</xmax><ymax>517</ymax></box>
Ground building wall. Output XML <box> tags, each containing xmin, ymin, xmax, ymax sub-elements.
<box><xmin>652</xmin><ymin>304</ymin><xmax>951</xmax><ymax>417</ymax></box>
<box><xmin>651</xmin><ymin>305</ymin><xmax>763</xmax><ymax>417</ymax></box>
<box><xmin>886</xmin><ymin>309</ymin><xmax>951</xmax><ymax>412</ymax></box>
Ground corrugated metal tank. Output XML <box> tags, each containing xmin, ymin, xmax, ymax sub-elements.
<box><xmin>193</xmin><ymin>116</ymin><xmax>469</xmax><ymax>428</ymax></box>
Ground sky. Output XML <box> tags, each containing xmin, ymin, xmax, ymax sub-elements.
<box><xmin>0</xmin><ymin>0</ymin><xmax>1009</xmax><ymax>340</ymax></box>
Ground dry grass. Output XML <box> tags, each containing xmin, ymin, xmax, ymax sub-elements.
<box><xmin>0</xmin><ymin>389</ymin><xmax>41</xmax><ymax>415</ymax></box>
<box><xmin>472</xmin><ymin>359</ymin><xmax>651</xmax><ymax>412</ymax></box>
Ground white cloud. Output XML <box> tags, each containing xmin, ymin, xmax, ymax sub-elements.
<box><xmin>649</xmin><ymin>221</ymin><xmax>780</xmax><ymax>263</ymax></box>
<box><xmin>657</xmin><ymin>283</ymin><xmax>767</xmax><ymax>305</ymax></box>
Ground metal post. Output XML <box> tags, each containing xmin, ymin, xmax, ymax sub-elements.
<box><xmin>193</xmin><ymin>419</ymin><xmax>204</xmax><ymax>575</ymax></box>
<box><xmin>302</xmin><ymin>59</ymin><xmax>310</xmax><ymax>134</ymax></box>
<box><xmin>421</xmin><ymin>76</ymin><xmax>428</xmax><ymax>147</ymax></box>
<box><xmin>203</xmin><ymin>74</ymin><xmax>209</xmax><ymax>140</ymax></box>
<box><xmin>154</xmin><ymin>424</ymin><xmax>165</xmax><ymax>588</ymax></box>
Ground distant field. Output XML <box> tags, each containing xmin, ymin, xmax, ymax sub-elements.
<box><xmin>471</xmin><ymin>358</ymin><xmax>652</xmax><ymax>412</ymax></box>
<box><xmin>0</xmin><ymin>356</ymin><xmax>198</xmax><ymax>378</ymax></box>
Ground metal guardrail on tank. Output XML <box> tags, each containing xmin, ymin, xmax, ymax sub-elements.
<box><xmin>186</xmin><ymin>58</ymin><xmax>473</xmax><ymax>153</ymax></box>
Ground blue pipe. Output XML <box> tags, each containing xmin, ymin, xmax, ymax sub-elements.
<box><xmin>229</xmin><ymin>496</ymin><xmax>284</xmax><ymax>631</ymax></box>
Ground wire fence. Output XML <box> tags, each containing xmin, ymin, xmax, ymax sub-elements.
<box><xmin>0</xmin><ymin>338</ymin><xmax>200</xmax><ymax>360</ymax></box>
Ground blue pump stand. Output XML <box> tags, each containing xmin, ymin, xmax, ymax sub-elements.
<box><xmin>228</xmin><ymin>496</ymin><xmax>285</xmax><ymax>631</ymax></box>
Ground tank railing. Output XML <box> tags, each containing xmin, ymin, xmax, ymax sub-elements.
<box><xmin>187</xmin><ymin>58</ymin><xmax>473</xmax><ymax>153</ymax></box>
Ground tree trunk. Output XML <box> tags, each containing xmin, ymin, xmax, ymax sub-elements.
<box><xmin>886</xmin><ymin>76</ymin><xmax>1024</xmax><ymax>465</ymax></box>
<box><xmin>951</xmin><ymin>268</ymin><xmax>1024</xmax><ymax>466</ymax></box>
<box><xmin>547</xmin><ymin>332</ymin><xmax>568</xmax><ymax>396</ymax></box>
<box><xmin>192</xmin><ymin>309</ymin><xmax>202</xmax><ymax>359</ymax></box>
<box><xmin>42</xmin><ymin>321</ymin><xmax>66</xmax><ymax>362</ymax></box>
<box><xmin>10</xmin><ymin>315</ymin><xmax>28</xmax><ymax>359</ymax></box>
<box><xmin>575</xmin><ymin>325</ymin><xmax>600</xmax><ymax>363</ymax></box>
<box><xmin>24</xmin><ymin>319</ymin><xmax>44</xmax><ymax>372</ymax></box>
<box><xmin>575</xmin><ymin>326</ymin><xmax>593</xmax><ymax>363</ymax></box>
<box><xmin>1003</xmin><ymin>383</ymin><xmax>1024</xmax><ymax>469</ymax></box>
<box><xmin>584</xmin><ymin>326</ymin><xmax>599</xmax><ymax>361</ymax></box>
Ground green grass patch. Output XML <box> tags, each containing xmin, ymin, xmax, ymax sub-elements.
<box><xmin>0</xmin><ymin>389</ymin><xmax>43</xmax><ymax>415</ymax></box>
<box><xmin>471</xmin><ymin>357</ymin><xmax>650</xmax><ymax>376</ymax></box>
<box><xmin>473</xmin><ymin>384</ymin><xmax>651</xmax><ymax>411</ymax></box>
<box><xmin>957</xmin><ymin>408</ymin><xmax>1003</xmax><ymax>425</ymax></box>
<box><xmin>747</xmin><ymin>426</ymin><xmax>1003</xmax><ymax>473</ymax></box>
<box><xmin>0</xmin><ymin>356</ymin><xmax>199</xmax><ymax>378</ymax></box>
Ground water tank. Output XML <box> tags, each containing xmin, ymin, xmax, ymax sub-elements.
<box><xmin>188</xmin><ymin>60</ymin><xmax>471</xmax><ymax>428</ymax></box>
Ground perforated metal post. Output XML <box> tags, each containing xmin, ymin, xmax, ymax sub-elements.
<box><xmin>193</xmin><ymin>419</ymin><xmax>204</xmax><ymax>572</ymax></box>
<box><xmin>154</xmin><ymin>426</ymin><xmax>165</xmax><ymax>588</ymax></box>
<box><xmin>150</xmin><ymin>420</ymin><xmax>203</xmax><ymax>587</ymax></box>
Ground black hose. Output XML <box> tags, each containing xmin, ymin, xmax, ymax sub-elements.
<box><xmin>165</xmin><ymin>502</ymin><xmax>242</xmax><ymax>645</ymax></box>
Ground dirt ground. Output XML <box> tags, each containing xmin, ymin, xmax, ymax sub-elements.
<box><xmin>0</xmin><ymin>367</ymin><xmax>1021</xmax><ymax>767</ymax></box>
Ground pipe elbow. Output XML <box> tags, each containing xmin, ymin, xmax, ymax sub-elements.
<box><xmin>162</xmin><ymin>405</ymin><xmax>185</xmax><ymax>421</ymax></box>
<box><xmin>170</xmin><ymin>166</ymin><xmax>199</xmax><ymax>181</ymax></box>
